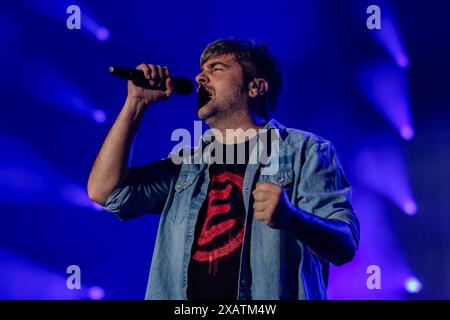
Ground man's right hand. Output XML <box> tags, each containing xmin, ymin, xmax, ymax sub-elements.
<box><xmin>127</xmin><ymin>64</ymin><xmax>175</xmax><ymax>108</ymax></box>
<box><xmin>88</xmin><ymin>64</ymin><xmax>175</xmax><ymax>205</ymax></box>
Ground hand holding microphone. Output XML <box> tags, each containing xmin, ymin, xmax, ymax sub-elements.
<box><xmin>109</xmin><ymin>64</ymin><xmax>194</xmax><ymax>108</ymax></box>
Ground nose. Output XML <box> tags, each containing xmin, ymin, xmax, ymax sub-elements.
<box><xmin>195</xmin><ymin>70</ymin><xmax>208</xmax><ymax>86</ymax></box>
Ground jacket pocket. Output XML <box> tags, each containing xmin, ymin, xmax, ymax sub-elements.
<box><xmin>167</xmin><ymin>172</ymin><xmax>198</xmax><ymax>224</ymax></box>
<box><xmin>259</xmin><ymin>170</ymin><xmax>294</xmax><ymax>188</ymax></box>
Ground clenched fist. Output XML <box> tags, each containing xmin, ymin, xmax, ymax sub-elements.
<box><xmin>252</xmin><ymin>182</ymin><xmax>292</xmax><ymax>229</ymax></box>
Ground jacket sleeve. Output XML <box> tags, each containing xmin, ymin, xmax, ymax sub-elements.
<box><xmin>102</xmin><ymin>157</ymin><xmax>181</xmax><ymax>220</ymax></box>
<box><xmin>296</xmin><ymin>137</ymin><xmax>360</xmax><ymax>248</ymax></box>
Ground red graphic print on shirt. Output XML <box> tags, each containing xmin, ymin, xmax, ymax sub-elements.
<box><xmin>191</xmin><ymin>171</ymin><xmax>245</xmax><ymax>275</ymax></box>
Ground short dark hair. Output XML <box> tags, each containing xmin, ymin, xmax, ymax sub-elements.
<box><xmin>200</xmin><ymin>38</ymin><xmax>283</xmax><ymax>119</ymax></box>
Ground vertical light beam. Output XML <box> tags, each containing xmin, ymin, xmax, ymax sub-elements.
<box><xmin>371</xmin><ymin>2</ymin><xmax>409</xmax><ymax>68</ymax></box>
<box><xmin>22</xmin><ymin>56</ymin><xmax>107</xmax><ymax>124</ymax></box>
<box><xmin>358</xmin><ymin>61</ymin><xmax>414</xmax><ymax>140</ymax></box>
<box><xmin>353</xmin><ymin>144</ymin><xmax>417</xmax><ymax>215</ymax></box>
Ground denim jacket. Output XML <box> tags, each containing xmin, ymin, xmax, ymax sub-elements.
<box><xmin>102</xmin><ymin>119</ymin><xmax>359</xmax><ymax>300</ymax></box>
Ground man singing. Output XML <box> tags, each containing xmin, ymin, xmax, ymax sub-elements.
<box><xmin>87</xmin><ymin>39</ymin><xmax>360</xmax><ymax>300</ymax></box>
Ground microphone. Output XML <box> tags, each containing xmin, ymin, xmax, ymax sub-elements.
<box><xmin>108</xmin><ymin>66</ymin><xmax>194</xmax><ymax>95</ymax></box>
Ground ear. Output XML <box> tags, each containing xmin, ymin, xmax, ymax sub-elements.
<box><xmin>248</xmin><ymin>78</ymin><xmax>269</xmax><ymax>98</ymax></box>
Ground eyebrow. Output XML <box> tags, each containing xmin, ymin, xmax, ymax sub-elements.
<box><xmin>200</xmin><ymin>61</ymin><xmax>230</xmax><ymax>72</ymax></box>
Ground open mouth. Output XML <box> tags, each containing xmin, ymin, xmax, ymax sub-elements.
<box><xmin>197</xmin><ymin>86</ymin><xmax>213</xmax><ymax>109</ymax></box>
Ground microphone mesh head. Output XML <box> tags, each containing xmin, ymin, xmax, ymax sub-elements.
<box><xmin>175</xmin><ymin>78</ymin><xmax>194</xmax><ymax>95</ymax></box>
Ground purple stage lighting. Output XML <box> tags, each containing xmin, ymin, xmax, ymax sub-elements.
<box><xmin>83</xmin><ymin>15</ymin><xmax>110</xmax><ymax>42</ymax></box>
<box><xmin>396</xmin><ymin>54</ymin><xmax>410</xmax><ymax>69</ymax></box>
<box><xmin>358</xmin><ymin>61</ymin><xmax>414</xmax><ymax>140</ymax></box>
<box><xmin>371</xmin><ymin>3</ymin><xmax>409</xmax><ymax>68</ymax></box>
<box><xmin>353</xmin><ymin>144</ymin><xmax>417</xmax><ymax>216</ymax></box>
<box><xmin>0</xmin><ymin>131</ymin><xmax>59</xmax><ymax>204</ymax></box>
<box><xmin>328</xmin><ymin>191</ymin><xmax>413</xmax><ymax>299</ymax></box>
<box><xmin>400</xmin><ymin>124</ymin><xmax>414</xmax><ymax>141</ymax></box>
<box><xmin>93</xmin><ymin>109</ymin><xmax>107</xmax><ymax>123</ymax></box>
<box><xmin>0</xmin><ymin>248</ymin><xmax>89</xmax><ymax>299</ymax></box>
<box><xmin>88</xmin><ymin>286</ymin><xmax>106</xmax><ymax>300</ymax></box>
<box><xmin>61</xmin><ymin>184</ymin><xmax>105</xmax><ymax>211</ymax></box>
<box><xmin>92</xmin><ymin>202</ymin><xmax>104</xmax><ymax>212</ymax></box>
<box><xmin>24</xmin><ymin>0</ymin><xmax>110</xmax><ymax>42</ymax></box>
<box><xmin>402</xmin><ymin>199</ymin><xmax>417</xmax><ymax>216</ymax></box>
<box><xmin>22</xmin><ymin>57</ymin><xmax>106</xmax><ymax>124</ymax></box>
<box><xmin>0</xmin><ymin>130</ymin><xmax>101</xmax><ymax>212</ymax></box>
<box><xmin>405</xmin><ymin>277</ymin><xmax>422</xmax><ymax>293</ymax></box>
<box><xmin>96</xmin><ymin>28</ymin><xmax>110</xmax><ymax>41</ymax></box>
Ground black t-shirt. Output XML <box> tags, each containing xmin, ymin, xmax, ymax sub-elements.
<box><xmin>187</xmin><ymin>138</ymin><xmax>252</xmax><ymax>300</ymax></box>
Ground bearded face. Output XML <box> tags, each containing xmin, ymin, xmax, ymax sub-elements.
<box><xmin>195</xmin><ymin>54</ymin><xmax>248</xmax><ymax>127</ymax></box>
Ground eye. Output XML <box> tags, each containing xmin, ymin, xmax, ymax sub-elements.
<box><xmin>212</xmin><ymin>67</ymin><xmax>224</xmax><ymax>72</ymax></box>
